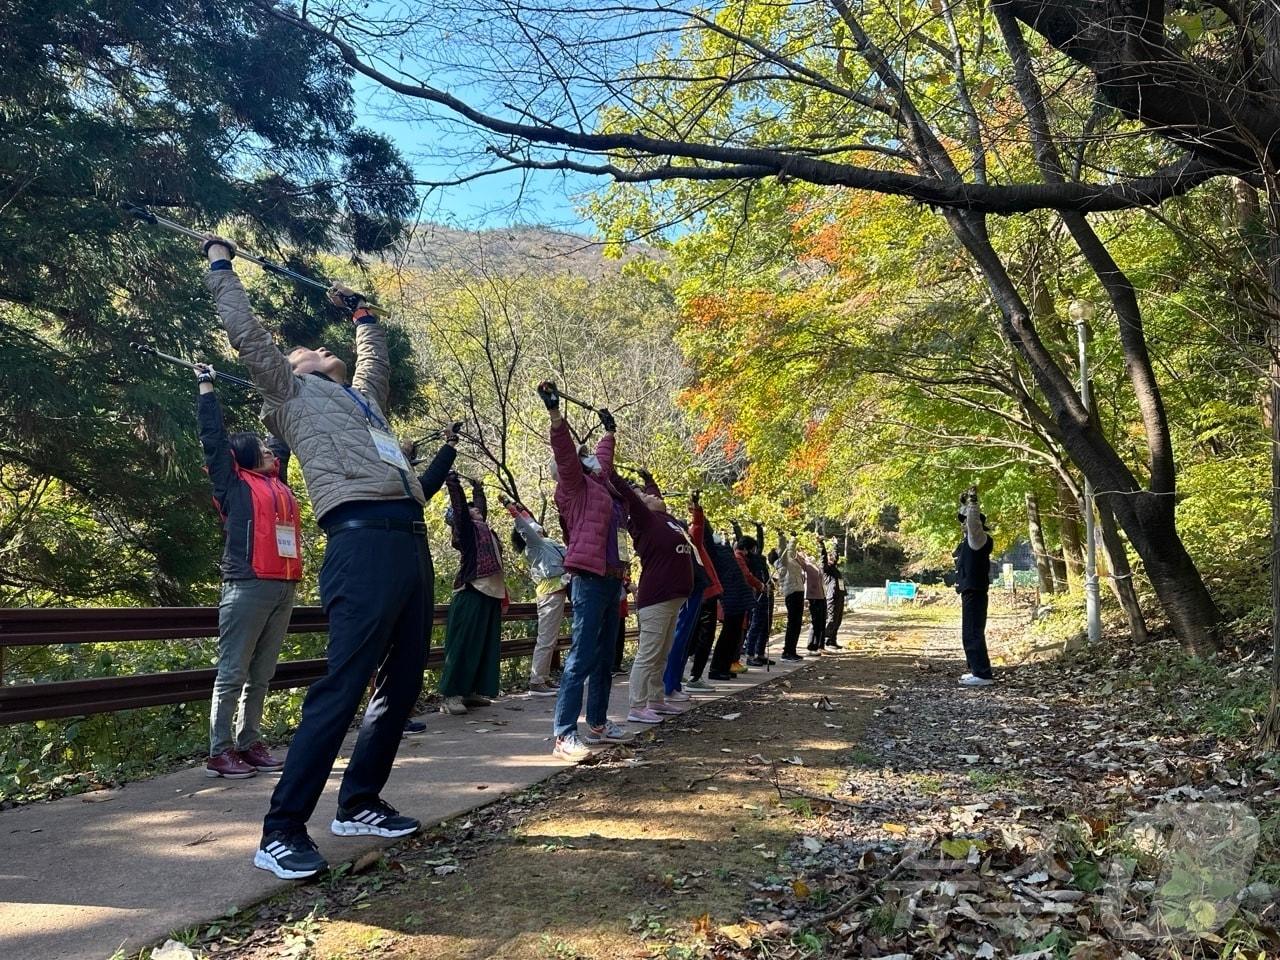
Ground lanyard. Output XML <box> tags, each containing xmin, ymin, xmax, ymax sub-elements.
<box><xmin>342</xmin><ymin>385</ymin><xmax>388</xmax><ymax>430</ymax></box>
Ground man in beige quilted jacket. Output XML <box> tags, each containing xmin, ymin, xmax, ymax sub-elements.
<box><xmin>201</xmin><ymin>234</ymin><xmax>429</xmax><ymax>880</ymax></box>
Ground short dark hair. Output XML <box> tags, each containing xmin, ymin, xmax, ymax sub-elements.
<box><xmin>737</xmin><ymin>535</ymin><xmax>757</xmax><ymax>553</ymax></box>
<box><xmin>229</xmin><ymin>432</ymin><xmax>262</xmax><ymax>470</ymax></box>
<box><xmin>767</xmin><ymin>549</ymin><xmax>779</xmax><ymax>564</ymax></box>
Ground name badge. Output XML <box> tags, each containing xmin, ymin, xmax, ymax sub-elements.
<box><xmin>275</xmin><ymin>524</ymin><xmax>298</xmax><ymax>559</ymax></box>
<box><xmin>368</xmin><ymin>426</ymin><xmax>409</xmax><ymax>470</ymax></box>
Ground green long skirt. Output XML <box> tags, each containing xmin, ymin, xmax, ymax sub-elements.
<box><xmin>439</xmin><ymin>586</ymin><xmax>502</xmax><ymax>698</ymax></box>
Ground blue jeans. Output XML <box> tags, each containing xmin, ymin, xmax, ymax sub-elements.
<box><xmin>553</xmin><ymin>572</ymin><xmax>621</xmax><ymax>738</ymax></box>
<box><xmin>663</xmin><ymin>592</ymin><xmax>703</xmax><ymax>694</ymax></box>
<box><xmin>744</xmin><ymin>590</ymin><xmax>772</xmax><ymax>659</ymax></box>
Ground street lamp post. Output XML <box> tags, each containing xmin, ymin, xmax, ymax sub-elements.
<box><xmin>1069</xmin><ymin>299</ymin><xmax>1103</xmax><ymax>644</ymax></box>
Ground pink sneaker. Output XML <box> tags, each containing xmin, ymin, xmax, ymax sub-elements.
<box><xmin>666</xmin><ymin>689</ymin><xmax>691</xmax><ymax>702</ymax></box>
<box><xmin>626</xmin><ymin>707</ymin><xmax>662</xmax><ymax>724</ymax></box>
<box><xmin>205</xmin><ymin>748</ymin><xmax>256</xmax><ymax>779</ymax></box>
<box><xmin>239</xmin><ymin>742</ymin><xmax>284</xmax><ymax>772</ymax></box>
<box><xmin>649</xmin><ymin>701</ymin><xmax>683</xmax><ymax>715</ymax></box>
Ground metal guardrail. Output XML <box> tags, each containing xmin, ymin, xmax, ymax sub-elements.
<box><xmin>0</xmin><ymin>602</ymin><xmax>591</xmax><ymax>725</ymax></box>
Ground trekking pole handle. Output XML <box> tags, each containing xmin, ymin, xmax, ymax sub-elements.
<box><xmin>120</xmin><ymin>203</ymin><xmax>377</xmax><ymax>308</ymax></box>
<box><xmin>129</xmin><ymin>342</ymin><xmax>255</xmax><ymax>390</ymax></box>
<box><xmin>555</xmin><ymin>387</ymin><xmax>597</xmax><ymax>412</ymax></box>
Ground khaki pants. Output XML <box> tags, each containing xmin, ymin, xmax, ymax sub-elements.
<box><xmin>628</xmin><ymin>596</ymin><xmax>685</xmax><ymax>707</ymax></box>
<box><xmin>531</xmin><ymin>590</ymin><xmax>567</xmax><ymax>684</ymax></box>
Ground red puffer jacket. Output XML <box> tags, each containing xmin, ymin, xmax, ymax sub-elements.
<box><xmin>551</xmin><ymin>420</ymin><xmax>620</xmax><ymax>576</ymax></box>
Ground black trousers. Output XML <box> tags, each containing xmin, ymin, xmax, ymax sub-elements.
<box><xmin>961</xmin><ymin>589</ymin><xmax>993</xmax><ymax>679</ymax></box>
<box><xmin>782</xmin><ymin>591</ymin><xmax>805</xmax><ymax>655</ymax></box>
<box><xmin>824</xmin><ymin>592</ymin><xmax>845</xmax><ymax>644</ymax></box>
<box><xmin>806</xmin><ymin>598</ymin><xmax>828</xmax><ymax>650</ymax></box>
<box><xmin>686</xmin><ymin>600</ymin><xmax>718</xmax><ymax>679</ymax></box>
<box><xmin>264</xmin><ymin>521</ymin><xmax>429</xmax><ymax>836</ymax></box>
<box><xmin>710</xmin><ymin>610</ymin><xmax>746</xmax><ymax>674</ymax></box>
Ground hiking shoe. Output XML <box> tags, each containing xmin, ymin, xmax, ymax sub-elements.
<box><xmin>959</xmin><ymin>674</ymin><xmax>995</xmax><ymax>687</ymax></box>
<box><xmin>627</xmin><ymin>706</ymin><xmax>662</xmax><ymax>724</ymax></box>
<box><xmin>527</xmin><ymin>681</ymin><xmax>557</xmax><ymax>697</ymax></box>
<box><xmin>553</xmin><ymin>732</ymin><xmax>591</xmax><ymax>761</ymax></box>
<box><xmin>825</xmin><ymin>641</ymin><xmax>843</xmax><ymax>650</ymax></box>
<box><xmin>441</xmin><ymin>696</ymin><xmax>468</xmax><ymax>715</ymax></box>
<box><xmin>666</xmin><ymin>689</ymin><xmax>692</xmax><ymax>702</ymax></box>
<box><xmin>707</xmin><ymin>670</ymin><xmax>734</xmax><ymax>682</ymax></box>
<box><xmin>780</xmin><ymin>653</ymin><xmax>803</xmax><ymax>662</ymax></box>
<box><xmin>255</xmin><ymin>830</ymin><xmax>327</xmax><ymax>880</ymax></box>
<box><xmin>583</xmin><ymin>720</ymin><xmax>633</xmax><ymax>744</ymax></box>
<box><xmin>401</xmin><ymin>719</ymin><xmax>428</xmax><ymax>737</ymax></box>
<box><xmin>649</xmin><ymin>701</ymin><xmax>683</xmax><ymax>715</ymax></box>
<box><xmin>239</xmin><ymin>742</ymin><xmax>284</xmax><ymax>772</ymax></box>
<box><xmin>729</xmin><ymin>661</ymin><xmax>748</xmax><ymax>674</ymax></box>
<box><xmin>745</xmin><ymin>657</ymin><xmax>766</xmax><ymax>667</ymax></box>
<box><xmin>331</xmin><ymin>799</ymin><xmax>420</xmax><ymax>838</ymax></box>
<box><xmin>463</xmin><ymin>694</ymin><xmax>492</xmax><ymax>707</ymax></box>
<box><xmin>206</xmin><ymin>748</ymin><xmax>256</xmax><ymax>779</ymax></box>
<box><xmin>684</xmin><ymin>677</ymin><xmax>716</xmax><ymax>691</ymax></box>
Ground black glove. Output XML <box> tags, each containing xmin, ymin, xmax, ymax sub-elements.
<box><xmin>597</xmin><ymin>407</ymin><xmax>617</xmax><ymax>433</ymax></box>
<box><xmin>691</xmin><ymin>489</ymin><xmax>701</xmax><ymax>506</ymax></box>
<box><xmin>638</xmin><ymin>467</ymin><xmax>655</xmax><ymax>486</ymax></box>
<box><xmin>193</xmin><ymin>363</ymin><xmax>216</xmax><ymax>384</ymax></box>
<box><xmin>960</xmin><ymin>485</ymin><xmax>979</xmax><ymax>506</ymax></box>
<box><xmin>537</xmin><ymin>380</ymin><xmax>560</xmax><ymax>410</ymax></box>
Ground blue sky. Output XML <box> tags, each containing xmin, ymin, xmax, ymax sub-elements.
<box><xmin>353</xmin><ymin>76</ymin><xmax>601</xmax><ymax>232</ymax></box>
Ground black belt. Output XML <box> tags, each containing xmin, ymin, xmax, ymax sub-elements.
<box><xmin>326</xmin><ymin>519</ymin><xmax>427</xmax><ymax>536</ymax></box>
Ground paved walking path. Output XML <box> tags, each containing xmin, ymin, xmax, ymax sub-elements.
<box><xmin>0</xmin><ymin>658</ymin><xmax>807</xmax><ymax>960</ymax></box>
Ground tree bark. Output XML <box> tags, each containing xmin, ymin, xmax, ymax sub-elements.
<box><xmin>1026</xmin><ymin>492</ymin><xmax>1056</xmax><ymax>595</ymax></box>
<box><xmin>1056</xmin><ymin>478</ymin><xmax>1085</xmax><ymax>589</ymax></box>
<box><xmin>1259</xmin><ymin>185</ymin><xmax>1280</xmax><ymax>747</ymax></box>
<box><xmin>1095</xmin><ymin>498</ymin><xmax>1149</xmax><ymax>644</ymax></box>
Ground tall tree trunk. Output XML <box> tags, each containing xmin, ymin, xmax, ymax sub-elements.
<box><xmin>1026</xmin><ymin>492</ymin><xmax>1055</xmax><ymax>594</ymax></box>
<box><xmin>1050</xmin><ymin>551</ymin><xmax>1068</xmax><ymax>592</ymax></box>
<box><xmin>1056</xmin><ymin>478</ymin><xmax>1085</xmax><ymax>589</ymax></box>
<box><xmin>1259</xmin><ymin>182</ymin><xmax>1280</xmax><ymax>747</ymax></box>
<box><xmin>1096</xmin><ymin>498</ymin><xmax>1149</xmax><ymax>643</ymax></box>
<box><xmin>988</xmin><ymin>7</ymin><xmax>1221</xmax><ymax>654</ymax></box>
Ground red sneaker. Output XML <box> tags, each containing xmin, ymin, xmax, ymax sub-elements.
<box><xmin>239</xmin><ymin>742</ymin><xmax>284</xmax><ymax>772</ymax></box>
<box><xmin>205</xmin><ymin>748</ymin><xmax>256</xmax><ymax>779</ymax></box>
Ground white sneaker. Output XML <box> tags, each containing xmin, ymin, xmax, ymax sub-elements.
<box><xmin>666</xmin><ymin>689</ymin><xmax>692</xmax><ymax>702</ymax></box>
<box><xmin>583</xmin><ymin>720</ymin><xmax>633</xmax><ymax>744</ymax></box>
<box><xmin>959</xmin><ymin>674</ymin><xmax>994</xmax><ymax>687</ymax></box>
<box><xmin>627</xmin><ymin>707</ymin><xmax>662</xmax><ymax>724</ymax></box>
<box><xmin>553</xmin><ymin>732</ymin><xmax>591</xmax><ymax>761</ymax></box>
<box><xmin>441</xmin><ymin>696</ymin><xmax>468</xmax><ymax>715</ymax></box>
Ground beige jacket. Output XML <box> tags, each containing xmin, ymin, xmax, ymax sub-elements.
<box><xmin>204</xmin><ymin>268</ymin><xmax>424</xmax><ymax>521</ymax></box>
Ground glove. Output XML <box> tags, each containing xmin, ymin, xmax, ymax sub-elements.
<box><xmin>200</xmin><ymin>234</ymin><xmax>236</xmax><ymax>259</ymax></box>
<box><xmin>691</xmin><ymin>489</ymin><xmax>701</xmax><ymax>506</ymax></box>
<box><xmin>193</xmin><ymin>363</ymin><xmax>216</xmax><ymax>384</ymax></box>
<box><xmin>327</xmin><ymin>282</ymin><xmax>368</xmax><ymax>312</ymax></box>
<box><xmin>442</xmin><ymin>421</ymin><xmax>462</xmax><ymax>444</ymax></box>
<box><xmin>960</xmin><ymin>484</ymin><xmax>979</xmax><ymax>506</ymax></box>
<box><xmin>536</xmin><ymin>380</ymin><xmax>560</xmax><ymax>410</ymax></box>
<box><xmin>597</xmin><ymin>407</ymin><xmax>617</xmax><ymax>433</ymax></box>
<box><xmin>638</xmin><ymin>467</ymin><xmax>655</xmax><ymax>486</ymax></box>
<box><xmin>498</xmin><ymin>492</ymin><xmax>513</xmax><ymax>507</ymax></box>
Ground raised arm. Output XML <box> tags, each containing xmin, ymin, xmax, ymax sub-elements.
<box><xmin>470</xmin><ymin>477</ymin><xmax>488</xmax><ymax>520</ymax></box>
<box><xmin>735</xmin><ymin>551</ymin><xmax>764</xmax><ymax>592</ymax></box>
<box><xmin>964</xmin><ymin>502</ymin><xmax>989</xmax><ymax>550</ymax></box>
<box><xmin>755</xmin><ymin>520</ymin><xmax>765</xmax><ymax>547</ymax></box>
<box><xmin>593</xmin><ymin>407</ymin><xmax>617</xmax><ymax>476</ymax></box>
<box><xmin>507</xmin><ymin>503</ymin><xmax>550</xmax><ymax>550</ymax></box>
<box><xmin>349</xmin><ymin>317</ymin><xmax>391</xmax><ymax>412</ymax></box>
<box><xmin>445</xmin><ymin>471</ymin><xmax>475</xmax><ymax>543</ymax></box>
<box><xmin>201</xmin><ymin>239</ymin><xmax>298</xmax><ymax>407</ymax></box>
<box><xmin>195</xmin><ymin>373</ymin><xmax>236</xmax><ymax>511</ymax></box>
<box><xmin>610</xmin><ymin>471</ymin><xmax>652</xmax><ymax>528</ymax></box>
<box><xmin>265</xmin><ymin>434</ymin><xmax>292</xmax><ymax>487</ymax></box>
<box><xmin>418</xmin><ymin>442</ymin><xmax>458</xmax><ymax>501</ymax></box>
<box><xmin>549</xmin><ymin>416</ymin><xmax>586</xmax><ymax>496</ymax></box>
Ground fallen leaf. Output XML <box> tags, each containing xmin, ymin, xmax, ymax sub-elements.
<box><xmin>792</xmin><ymin>878</ymin><xmax>811</xmax><ymax>898</ymax></box>
<box><xmin>720</xmin><ymin>712</ymin><xmax>742</xmax><ymax>721</ymax></box>
<box><xmin>802</xmin><ymin>836</ymin><xmax>823</xmax><ymax>853</ymax></box>
<box><xmin>882</xmin><ymin>822</ymin><xmax>909</xmax><ymax>836</ymax></box>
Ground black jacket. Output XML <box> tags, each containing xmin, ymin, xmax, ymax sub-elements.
<box><xmin>197</xmin><ymin>392</ymin><xmax>297</xmax><ymax>581</ymax></box>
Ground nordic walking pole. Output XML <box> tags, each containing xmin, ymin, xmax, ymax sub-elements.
<box><xmin>129</xmin><ymin>342</ymin><xmax>256</xmax><ymax>390</ymax></box>
<box><xmin>120</xmin><ymin>203</ymin><xmax>381</xmax><ymax>312</ymax></box>
<box><xmin>555</xmin><ymin>386</ymin><xmax>598</xmax><ymax>413</ymax></box>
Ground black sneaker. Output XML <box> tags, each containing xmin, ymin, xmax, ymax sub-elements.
<box><xmin>254</xmin><ymin>830</ymin><xmax>327</xmax><ymax>880</ymax></box>
<box><xmin>745</xmin><ymin>657</ymin><xmax>765</xmax><ymax>667</ymax></box>
<box><xmin>825</xmin><ymin>641</ymin><xmax>842</xmax><ymax>650</ymax></box>
<box><xmin>331</xmin><ymin>799</ymin><xmax>421</xmax><ymax>838</ymax></box>
<box><xmin>402</xmin><ymin>718</ymin><xmax>427</xmax><ymax>737</ymax></box>
<box><xmin>780</xmin><ymin>653</ymin><xmax>803</xmax><ymax>662</ymax></box>
<box><xmin>708</xmin><ymin>670</ymin><xmax>734</xmax><ymax>681</ymax></box>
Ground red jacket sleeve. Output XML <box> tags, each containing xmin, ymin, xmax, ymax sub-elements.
<box><xmin>735</xmin><ymin>550</ymin><xmax>764</xmax><ymax>592</ymax></box>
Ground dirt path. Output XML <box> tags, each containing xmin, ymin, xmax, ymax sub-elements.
<box><xmin>200</xmin><ymin>607</ymin><xmax>969</xmax><ymax>960</ymax></box>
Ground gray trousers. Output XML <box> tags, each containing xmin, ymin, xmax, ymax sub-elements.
<box><xmin>531</xmin><ymin>590</ymin><xmax>567</xmax><ymax>684</ymax></box>
<box><xmin>210</xmin><ymin>578</ymin><xmax>297</xmax><ymax>755</ymax></box>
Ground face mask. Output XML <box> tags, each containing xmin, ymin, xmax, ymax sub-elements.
<box><xmin>581</xmin><ymin>455</ymin><xmax>601</xmax><ymax>474</ymax></box>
